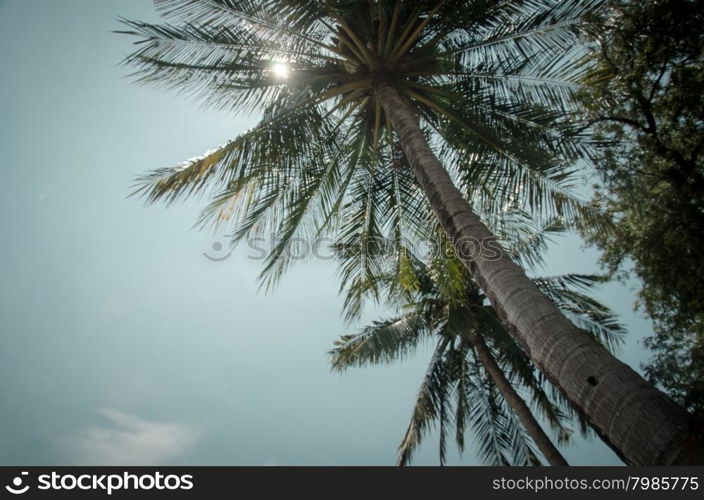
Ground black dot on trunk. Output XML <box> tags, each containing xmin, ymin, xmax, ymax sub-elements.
<box><xmin>587</xmin><ymin>376</ymin><xmax>598</xmax><ymax>386</ymax></box>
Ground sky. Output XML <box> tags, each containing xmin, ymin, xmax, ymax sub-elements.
<box><xmin>0</xmin><ymin>0</ymin><xmax>656</xmax><ymax>466</ymax></box>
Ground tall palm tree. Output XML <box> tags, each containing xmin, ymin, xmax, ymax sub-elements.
<box><xmin>331</xmin><ymin>221</ymin><xmax>624</xmax><ymax>466</ymax></box>
<box><xmin>120</xmin><ymin>0</ymin><xmax>702</xmax><ymax>463</ymax></box>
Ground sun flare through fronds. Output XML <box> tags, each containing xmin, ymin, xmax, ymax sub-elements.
<box><xmin>271</xmin><ymin>61</ymin><xmax>290</xmax><ymax>79</ymax></box>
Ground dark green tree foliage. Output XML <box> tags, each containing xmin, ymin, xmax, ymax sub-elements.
<box><xmin>578</xmin><ymin>0</ymin><xmax>704</xmax><ymax>414</ymax></box>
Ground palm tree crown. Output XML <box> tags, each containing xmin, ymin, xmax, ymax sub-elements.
<box><xmin>331</xmin><ymin>219</ymin><xmax>625</xmax><ymax>465</ymax></box>
<box><xmin>123</xmin><ymin>0</ymin><xmax>600</xmax><ymax>286</ymax></box>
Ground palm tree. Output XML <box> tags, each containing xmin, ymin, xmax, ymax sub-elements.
<box><xmin>331</xmin><ymin>221</ymin><xmax>625</xmax><ymax>465</ymax></box>
<box><xmin>120</xmin><ymin>0</ymin><xmax>702</xmax><ymax>463</ymax></box>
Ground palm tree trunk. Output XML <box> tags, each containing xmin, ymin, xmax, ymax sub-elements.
<box><xmin>376</xmin><ymin>83</ymin><xmax>703</xmax><ymax>465</ymax></box>
<box><xmin>472</xmin><ymin>334</ymin><xmax>568</xmax><ymax>466</ymax></box>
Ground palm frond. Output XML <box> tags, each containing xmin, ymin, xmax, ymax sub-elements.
<box><xmin>534</xmin><ymin>274</ymin><xmax>627</xmax><ymax>350</ymax></box>
<box><xmin>397</xmin><ymin>336</ymin><xmax>453</xmax><ymax>466</ymax></box>
<box><xmin>330</xmin><ymin>311</ymin><xmax>431</xmax><ymax>371</ymax></box>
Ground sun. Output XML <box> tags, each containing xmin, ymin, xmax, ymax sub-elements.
<box><xmin>271</xmin><ymin>62</ymin><xmax>290</xmax><ymax>79</ymax></box>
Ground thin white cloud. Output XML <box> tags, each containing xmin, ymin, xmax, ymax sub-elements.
<box><xmin>63</xmin><ymin>408</ymin><xmax>199</xmax><ymax>465</ymax></box>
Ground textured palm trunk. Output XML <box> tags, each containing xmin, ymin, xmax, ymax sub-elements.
<box><xmin>377</xmin><ymin>84</ymin><xmax>703</xmax><ymax>465</ymax></box>
<box><xmin>472</xmin><ymin>334</ymin><xmax>568</xmax><ymax>466</ymax></box>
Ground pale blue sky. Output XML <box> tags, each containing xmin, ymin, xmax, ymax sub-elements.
<box><xmin>0</xmin><ymin>0</ymin><xmax>654</xmax><ymax>465</ymax></box>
